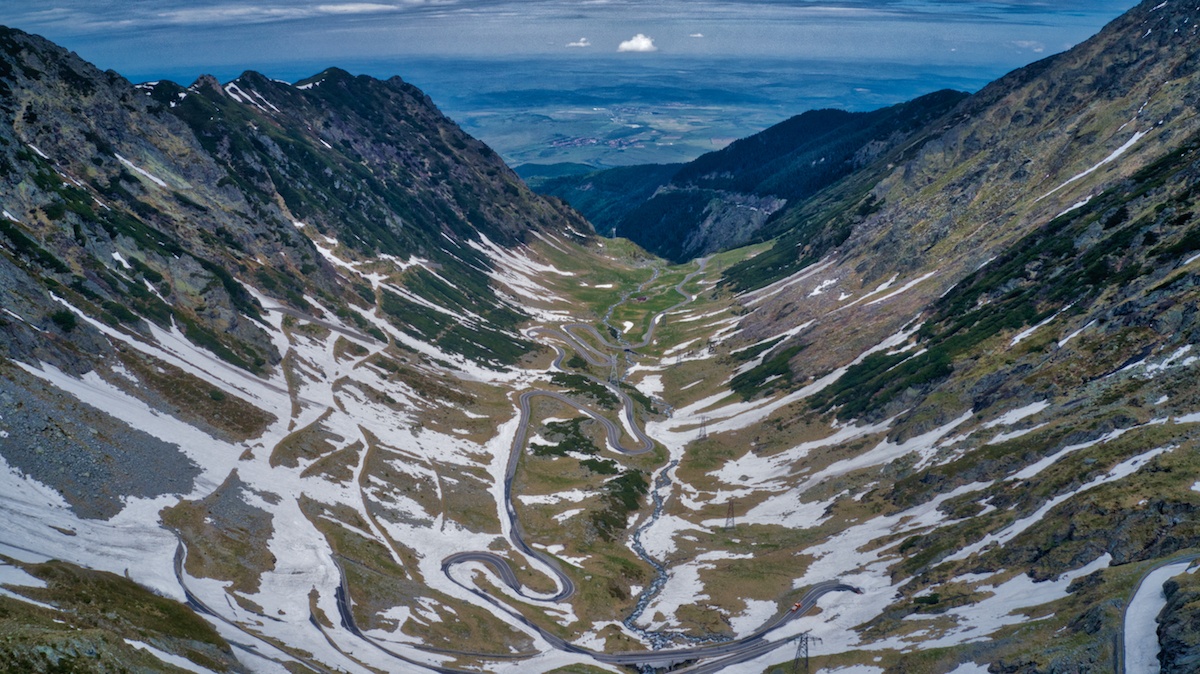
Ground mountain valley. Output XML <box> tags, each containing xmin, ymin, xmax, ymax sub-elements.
<box><xmin>2</xmin><ymin>1</ymin><xmax>1200</xmax><ymax>673</ymax></box>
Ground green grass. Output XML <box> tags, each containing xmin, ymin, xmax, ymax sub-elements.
<box><xmin>590</xmin><ymin>470</ymin><xmax>649</xmax><ymax>542</ymax></box>
<box><xmin>532</xmin><ymin>418</ymin><xmax>600</xmax><ymax>457</ymax></box>
<box><xmin>551</xmin><ymin>373</ymin><xmax>618</xmax><ymax>408</ymax></box>
<box><xmin>161</xmin><ymin>473</ymin><xmax>276</xmax><ymax>595</ymax></box>
<box><xmin>16</xmin><ymin>559</ymin><xmax>225</xmax><ymax>646</ymax></box>
<box><xmin>0</xmin><ymin>555</ymin><xmax>241</xmax><ymax>673</ymax></box>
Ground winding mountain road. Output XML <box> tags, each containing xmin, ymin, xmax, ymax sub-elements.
<box><xmin>279</xmin><ymin>257</ymin><xmax>860</xmax><ymax>672</ymax></box>
<box><xmin>444</xmin><ymin>261</ymin><xmax>705</xmax><ymax>606</ymax></box>
<box><xmin>431</xmin><ymin>258</ymin><xmax>858</xmax><ymax>668</ymax></box>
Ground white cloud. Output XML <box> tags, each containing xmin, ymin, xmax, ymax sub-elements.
<box><xmin>150</xmin><ymin>3</ymin><xmax>405</xmax><ymax>26</ymax></box>
<box><xmin>689</xmin><ymin>32</ymin><xmax>704</xmax><ymax>38</ymax></box>
<box><xmin>1012</xmin><ymin>39</ymin><xmax>1045</xmax><ymax>52</ymax></box>
<box><xmin>566</xmin><ymin>37</ymin><xmax>591</xmax><ymax>47</ymax></box>
<box><xmin>156</xmin><ymin>6</ymin><xmax>308</xmax><ymax>25</ymax></box>
<box><xmin>617</xmin><ymin>33</ymin><xmax>657</xmax><ymax>52</ymax></box>
<box><xmin>315</xmin><ymin>3</ymin><xmax>402</xmax><ymax>14</ymax></box>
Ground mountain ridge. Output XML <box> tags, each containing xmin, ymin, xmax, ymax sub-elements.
<box><xmin>535</xmin><ymin>88</ymin><xmax>969</xmax><ymax>262</ymax></box>
<box><xmin>4</xmin><ymin>2</ymin><xmax>1200</xmax><ymax>672</ymax></box>
<box><xmin>0</xmin><ymin>23</ymin><xmax>593</xmax><ymax>379</ymax></box>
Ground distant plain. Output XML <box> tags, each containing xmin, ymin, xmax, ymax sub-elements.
<box><xmin>384</xmin><ymin>57</ymin><xmax>997</xmax><ymax>168</ymax></box>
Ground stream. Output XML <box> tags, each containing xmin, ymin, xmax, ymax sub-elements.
<box><xmin>599</xmin><ymin>261</ymin><xmax>731</xmax><ymax>649</ymax></box>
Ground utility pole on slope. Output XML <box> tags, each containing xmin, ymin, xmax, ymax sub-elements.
<box><xmin>790</xmin><ymin>631</ymin><xmax>819</xmax><ymax>674</ymax></box>
<box><xmin>724</xmin><ymin>500</ymin><xmax>736</xmax><ymax>530</ymax></box>
<box><xmin>698</xmin><ymin>415</ymin><xmax>708</xmax><ymax>440</ymax></box>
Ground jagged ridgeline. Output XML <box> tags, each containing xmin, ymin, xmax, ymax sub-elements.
<box><xmin>0</xmin><ymin>26</ymin><xmax>590</xmax><ymax>375</ymax></box>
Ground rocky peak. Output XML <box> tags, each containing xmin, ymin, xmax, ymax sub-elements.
<box><xmin>188</xmin><ymin>73</ymin><xmax>223</xmax><ymax>94</ymax></box>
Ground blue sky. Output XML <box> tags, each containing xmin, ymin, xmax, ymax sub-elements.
<box><xmin>2</xmin><ymin>1</ymin><xmax>1139</xmax><ymax>82</ymax></box>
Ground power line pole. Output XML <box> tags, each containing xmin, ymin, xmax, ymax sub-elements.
<box><xmin>790</xmin><ymin>631</ymin><xmax>818</xmax><ymax>674</ymax></box>
<box><xmin>698</xmin><ymin>415</ymin><xmax>708</xmax><ymax>440</ymax></box>
<box><xmin>724</xmin><ymin>500</ymin><xmax>736</xmax><ymax>530</ymax></box>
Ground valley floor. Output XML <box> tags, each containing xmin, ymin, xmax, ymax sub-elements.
<box><xmin>3</xmin><ymin>231</ymin><xmax>1200</xmax><ymax>674</ymax></box>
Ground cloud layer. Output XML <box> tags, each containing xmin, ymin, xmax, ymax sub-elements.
<box><xmin>2</xmin><ymin>0</ymin><xmax>1138</xmax><ymax>83</ymax></box>
<box><xmin>618</xmin><ymin>33</ymin><xmax>658</xmax><ymax>52</ymax></box>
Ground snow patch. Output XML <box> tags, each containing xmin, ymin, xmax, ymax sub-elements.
<box><xmin>114</xmin><ymin>154</ymin><xmax>169</xmax><ymax>188</ymax></box>
<box><xmin>1057</xmin><ymin>320</ymin><xmax>1095</xmax><ymax>348</ymax></box>
<box><xmin>983</xmin><ymin>401</ymin><xmax>1049</xmax><ymax>429</ymax></box>
<box><xmin>636</xmin><ymin>374</ymin><xmax>663</xmax><ymax>398</ymax></box>
<box><xmin>125</xmin><ymin>640</ymin><xmax>221</xmax><ymax>673</ymax></box>
<box><xmin>1057</xmin><ymin>195</ymin><xmax>1093</xmax><ymax>217</ymax></box>
<box><xmin>1010</xmin><ymin>306</ymin><xmax>1070</xmax><ymax>347</ymax></box>
<box><xmin>1038</xmin><ymin>130</ymin><xmax>1147</xmax><ymax>201</ymax></box>
<box><xmin>728</xmin><ymin>598</ymin><xmax>778</xmax><ymax>637</ymax></box>
<box><xmin>0</xmin><ymin>561</ymin><xmax>47</xmax><ymax>590</ymax></box>
<box><xmin>810</xmin><ymin>278</ymin><xmax>837</xmax><ymax>297</ymax></box>
<box><xmin>864</xmin><ymin>271</ymin><xmax>939</xmax><ymax>306</ymax></box>
<box><xmin>518</xmin><ymin>490</ymin><xmax>590</xmax><ymax>505</ymax></box>
<box><xmin>741</xmin><ymin>257</ymin><xmax>836</xmax><ymax>307</ymax></box>
<box><xmin>904</xmin><ymin>554</ymin><xmax>1112</xmax><ymax>649</ymax></box>
<box><xmin>949</xmin><ymin>446</ymin><xmax>1174</xmax><ymax>562</ymax></box>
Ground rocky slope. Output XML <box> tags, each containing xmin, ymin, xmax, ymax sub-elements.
<box><xmin>1159</xmin><ymin>571</ymin><xmax>1200</xmax><ymax>673</ymax></box>
<box><xmin>722</xmin><ymin>0</ymin><xmax>1200</xmax><ymax>411</ymax></box>
<box><xmin>677</xmin><ymin>0</ymin><xmax>1200</xmax><ymax>670</ymax></box>
<box><xmin>0</xmin><ymin>24</ymin><xmax>608</xmax><ymax>673</ymax></box>
<box><xmin>0</xmin><ymin>27</ymin><xmax>589</xmax><ymax>380</ymax></box>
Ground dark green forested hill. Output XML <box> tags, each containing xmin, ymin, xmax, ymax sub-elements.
<box><xmin>534</xmin><ymin>89</ymin><xmax>967</xmax><ymax>262</ymax></box>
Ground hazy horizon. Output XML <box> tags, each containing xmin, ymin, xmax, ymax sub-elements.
<box><xmin>1</xmin><ymin>0</ymin><xmax>1141</xmax><ymax>166</ymax></box>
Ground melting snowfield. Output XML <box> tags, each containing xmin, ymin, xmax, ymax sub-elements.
<box><xmin>0</xmin><ymin>226</ymin><xmax>1189</xmax><ymax>674</ymax></box>
<box><xmin>0</xmin><ymin>236</ymin><xmax>620</xmax><ymax>673</ymax></box>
